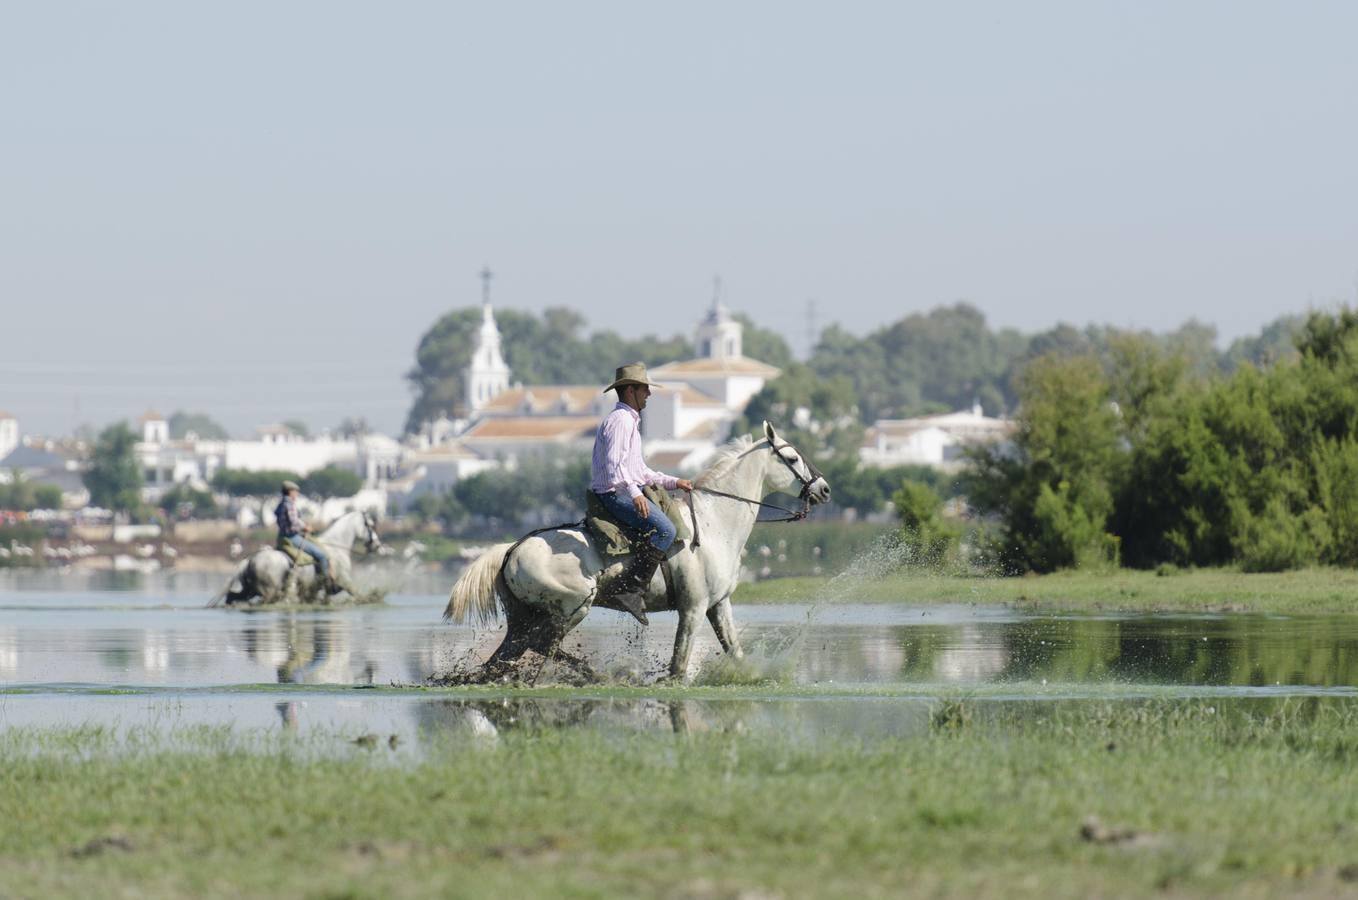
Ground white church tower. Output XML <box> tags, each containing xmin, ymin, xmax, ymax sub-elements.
<box><xmin>0</xmin><ymin>412</ymin><xmax>18</xmax><ymax>460</ymax></box>
<box><xmin>465</xmin><ymin>267</ymin><xmax>511</xmax><ymax>413</ymax></box>
<box><xmin>140</xmin><ymin>410</ymin><xmax>169</xmax><ymax>445</ymax></box>
<box><xmin>695</xmin><ymin>277</ymin><xmax>743</xmax><ymax>360</ymax></box>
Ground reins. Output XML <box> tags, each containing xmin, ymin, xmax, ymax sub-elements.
<box><xmin>691</xmin><ymin>485</ymin><xmax>809</xmax><ymax>520</ymax></box>
<box><xmin>304</xmin><ymin>514</ymin><xmax>380</xmax><ymax>555</ymax></box>
<box><xmin>686</xmin><ymin>442</ymin><xmax>820</xmax><ymax>547</ymax></box>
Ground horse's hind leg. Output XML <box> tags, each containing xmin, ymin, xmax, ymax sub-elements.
<box><xmin>525</xmin><ymin>602</ymin><xmax>598</xmax><ymax>682</ymax></box>
<box><xmin>483</xmin><ymin>575</ymin><xmax>553</xmax><ymax>672</ymax></box>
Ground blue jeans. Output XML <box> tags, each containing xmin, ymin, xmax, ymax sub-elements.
<box><xmin>593</xmin><ymin>490</ymin><xmax>676</xmax><ymax>552</ymax></box>
<box><xmin>286</xmin><ymin>534</ymin><xmax>329</xmax><ymax>576</ymax></box>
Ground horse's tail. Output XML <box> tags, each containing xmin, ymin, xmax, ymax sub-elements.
<box><xmin>444</xmin><ymin>543</ymin><xmax>513</xmax><ymax>625</ymax></box>
<box><xmin>208</xmin><ymin>558</ymin><xmax>251</xmax><ymax>608</ymax></box>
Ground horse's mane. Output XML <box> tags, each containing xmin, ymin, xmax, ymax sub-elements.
<box><xmin>696</xmin><ymin>434</ymin><xmax>760</xmax><ymax>487</ymax></box>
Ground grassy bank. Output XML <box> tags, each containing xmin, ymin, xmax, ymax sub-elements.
<box><xmin>5</xmin><ymin>702</ymin><xmax>1358</xmax><ymax>897</ymax></box>
<box><xmin>737</xmin><ymin>566</ymin><xmax>1358</xmax><ymax>614</ymax></box>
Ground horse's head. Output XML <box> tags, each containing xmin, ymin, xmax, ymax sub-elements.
<box><xmin>362</xmin><ymin>510</ymin><xmax>382</xmax><ymax>554</ymax></box>
<box><xmin>761</xmin><ymin>421</ymin><xmax>831</xmax><ymax>507</ymax></box>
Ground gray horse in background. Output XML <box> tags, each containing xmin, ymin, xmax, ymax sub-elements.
<box><xmin>212</xmin><ymin>510</ymin><xmax>381</xmax><ymax>607</ymax></box>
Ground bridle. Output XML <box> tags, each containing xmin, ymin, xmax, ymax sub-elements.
<box><xmin>689</xmin><ymin>440</ymin><xmax>825</xmax><ymax>545</ymax></box>
<box><xmin>312</xmin><ymin>511</ymin><xmax>381</xmax><ymax>555</ymax></box>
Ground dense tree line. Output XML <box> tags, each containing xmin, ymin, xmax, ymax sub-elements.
<box><xmin>964</xmin><ymin>308</ymin><xmax>1358</xmax><ymax>573</ymax></box>
<box><xmin>168</xmin><ymin>411</ymin><xmax>229</xmax><ymax>440</ymax></box>
<box><xmin>0</xmin><ymin>474</ymin><xmax>63</xmax><ymax>512</ymax></box>
<box><xmin>404</xmin><ymin>305</ymin><xmax>800</xmax><ymax>432</ymax></box>
<box><xmin>405</xmin><ymin>299</ymin><xmax>1303</xmax><ymax>441</ymax></box>
<box><xmin>408</xmin><ymin>455</ymin><xmax>592</xmax><ymax>535</ymax></box>
<box><xmin>732</xmin><ymin>304</ymin><xmax>1302</xmax><ymax>467</ymax></box>
<box><xmin>210</xmin><ymin>466</ymin><xmax>363</xmax><ymax>499</ymax></box>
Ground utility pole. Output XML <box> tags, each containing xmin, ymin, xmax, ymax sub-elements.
<box><xmin>805</xmin><ymin>299</ymin><xmax>818</xmax><ymax>360</ymax></box>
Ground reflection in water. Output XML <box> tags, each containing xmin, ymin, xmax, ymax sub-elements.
<box><xmin>412</xmin><ymin>696</ymin><xmax>932</xmax><ymax>743</ymax></box>
<box><xmin>7</xmin><ymin>587</ymin><xmax>1358</xmax><ymax>693</ymax></box>
<box><xmin>240</xmin><ymin>616</ymin><xmax>377</xmax><ymax>685</ymax></box>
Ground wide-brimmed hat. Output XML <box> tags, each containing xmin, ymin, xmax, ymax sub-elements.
<box><xmin>281</xmin><ymin>480</ymin><xmax>301</xmax><ymax>493</ymax></box>
<box><xmin>603</xmin><ymin>362</ymin><xmax>663</xmax><ymax>394</ymax></box>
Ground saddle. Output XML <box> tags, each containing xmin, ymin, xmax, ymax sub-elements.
<box><xmin>583</xmin><ymin>486</ymin><xmax>693</xmax><ymax>607</ymax></box>
<box><xmin>583</xmin><ymin>485</ymin><xmax>691</xmax><ymax>558</ymax></box>
<box><xmin>275</xmin><ymin>534</ymin><xmax>316</xmax><ymax>568</ymax></box>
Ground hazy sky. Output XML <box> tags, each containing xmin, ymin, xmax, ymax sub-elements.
<box><xmin>4</xmin><ymin>1</ymin><xmax>1357</xmax><ymax>436</ymax></box>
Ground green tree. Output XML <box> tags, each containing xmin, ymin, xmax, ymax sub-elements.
<box><xmin>158</xmin><ymin>483</ymin><xmax>219</xmax><ymax>519</ymax></box>
<box><xmin>1222</xmin><ymin>313</ymin><xmax>1304</xmax><ymax>372</ymax></box>
<box><xmin>0</xmin><ymin>472</ymin><xmax>63</xmax><ymax>511</ymax></box>
<box><xmin>84</xmin><ymin>423</ymin><xmax>144</xmax><ymax>513</ymax></box>
<box><xmin>892</xmin><ymin>480</ymin><xmax>961</xmax><ymax>564</ymax></box>
<box><xmin>302</xmin><ymin>466</ymin><xmax>364</xmax><ymax>498</ymax></box>
<box><xmin>964</xmin><ymin>354</ymin><xmax>1122</xmax><ymax>572</ymax></box>
<box><xmin>211</xmin><ymin>468</ymin><xmax>304</xmax><ymax>497</ymax></box>
<box><xmin>450</xmin><ymin>455</ymin><xmax>590</xmax><ymax>532</ymax></box>
<box><xmin>404</xmin><ymin>306</ymin><xmax>692</xmax><ymax>433</ymax></box>
<box><xmin>282</xmin><ymin>420</ymin><xmax>310</xmax><ymax>439</ymax></box>
<box><xmin>819</xmin><ymin>460</ymin><xmax>955</xmax><ymax>515</ymax></box>
<box><xmin>732</xmin><ymin>313</ymin><xmax>796</xmax><ymax>369</ymax></box>
<box><xmin>810</xmin><ymin>304</ymin><xmax>1027</xmax><ymax>421</ymax></box>
<box><xmin>335</xmin><ymin>417</ymin><xmax>370</xmax><ymax>438</ymax></box>
<box><xmin>733</xmin><ymin>363</ymin><xmax>863</xmax><ymax>462</ymax></box>
<box><xmin>167</xmin><ymin>411</ymin><xmax>229</xmax><ymax>440</ymax></box>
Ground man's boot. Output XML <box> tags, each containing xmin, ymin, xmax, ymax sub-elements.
<box><xmin>324</xmin><ymin>572</ymin><xmax>346</xmax><ymax>596</ymax></box>
<box><xmin>600</xmin><ymin>543</ymin><xmax>666</xmax><ymax>626</ymax></box>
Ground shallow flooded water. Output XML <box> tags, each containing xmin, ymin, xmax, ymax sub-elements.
<box><xmin>5</xmin><ymin>570</ymin><xmax>1358</xmax><ymax>747</ymax></box>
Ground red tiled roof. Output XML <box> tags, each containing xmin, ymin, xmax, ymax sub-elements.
<box><xmin>480</xmin><ymin>386</ymin><xmax>600</xmax><ymax>415</ymax></box>
<box><xmin>462</xmin><ymin>416</ymin><xmax>597</xmax><ymax>441</ymax></box>
<box><xmin>650</xmin><ymin>356</ymin><xmax>781</xmax><ymax>378</ymax></box>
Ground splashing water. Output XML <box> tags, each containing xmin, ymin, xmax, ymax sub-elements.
<box><xmin>696</xmin><ymin>531</ymin><xmax>920</xmax><ymax>685</ymax></box>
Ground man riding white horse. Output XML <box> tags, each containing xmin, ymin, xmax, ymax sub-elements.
<box><xmin>275</xmin><ymin>480</ymin><xmax>342</xmax><ymax>596</ymax></box>
<box><xmin>590</xmin><ymin>362</ymin><xmax>694</xmax><ymax>625</ymax></box>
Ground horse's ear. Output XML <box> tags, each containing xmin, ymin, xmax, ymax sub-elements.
<box><xmin>763</xmin><ymin>421</ymin><xmax>778</xmax><ymax>445</ymax></box>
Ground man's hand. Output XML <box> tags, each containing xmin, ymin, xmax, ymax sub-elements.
<box><xmin>676</xmin><ymin>479</ymin><xmax>694</xmax><ymax>492</ymax></box>
<box><xmin>632</xmin><ymin>493</ymin><xmax>650</xmax><ymax>519</ymax></box>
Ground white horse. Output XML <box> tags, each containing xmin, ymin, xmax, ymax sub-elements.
<box><xmin>212</xmin><ymin>510</ymin><xmax>382</xmax><ymax>607</ymax></box>
<box><xmin>445</xmin><ymin>423</ymin><xmax>831</xmax><ymax>680</ymax></box>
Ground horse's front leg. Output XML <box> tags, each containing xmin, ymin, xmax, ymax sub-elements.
<box><xmin>705</xmin><ymin>595</ymin><xmax>743</xmax><ymax>659</ymax></box>
<box><xmin>669</xmin><ymin>607</ymin><xmax>703</xmax><ymax>680</ymax></box>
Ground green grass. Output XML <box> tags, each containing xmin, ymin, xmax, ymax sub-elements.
<box><xmin>736</xmin><ymin>566</ymin><xmax>1358</xmax><ymax>614</ymax></box>
<box><xmin>6</xmin><ymin>702</ymin><xmax>1358</xmax><ymax>897</ymax></box>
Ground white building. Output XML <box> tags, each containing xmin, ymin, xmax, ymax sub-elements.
<box><xmin>399</xmin><ymin>444</ymin><xmax>498</xmax><ymax>502</ymax></box>
<box><xmin>466</xmin><ymin>301</ymin><xmax>511</xmax><ymax>412</ymax></box>
<box><xmin>859</xmin><ymin>403</ymin><xmax>1014</xmax><ymax>470</ymax></box>
<box><xmin>0</xmin><ymin>412</ymin><xmax>19</xmax><ymax>460</ymax></box>
<box><xmin>134</xmin><ymin>416</ymin><xmax>399</xmax><ymax>505</ymax></box>
<box><xmin>420</xmin><ymin>295</ymin><xmax>782</xmax><ymax>477</ymax></box>
<box><xmin>0</xmin><ymin>436</ymin><xmax>89</xmax><ymax>508</ymax></box>
<box><xmin>648</xmin><ymin>299</ymin><xmax>782</xmax><ymax>419</ymax></box>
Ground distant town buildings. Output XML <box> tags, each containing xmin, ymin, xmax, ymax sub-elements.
<box><xmin>131</xmin><ymin>411</ymin><xmax>400</xmax><ymax>509</ymax></box>
<box><xmin>859</xmin><ymin>403</ymin><xmax>1014</xmax><ymax>470</ymax></box>
<box><xmin>408</xmin><ymin>295</ymin><xmax>783</xmax><ymax>493</ymax></box>
<box><xmin>2</xmin><ymin>285</ymin><xmax>1014</xmax><ymax>521</ymax></box>
<box><xmin>0</xmin><ymin>424</ymin><xmax>89</xmax><ymax>508</ymax></box>
<box><xmin>0</xmin><ymin>412</ymin><xmax>19</xmax><ymax>460</ymax></box>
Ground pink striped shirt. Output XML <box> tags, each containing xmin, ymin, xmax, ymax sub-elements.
<box><xmin>590</xmin><ymin>402</ymin><xmax>679</xmax><ymax>499</ymax></box>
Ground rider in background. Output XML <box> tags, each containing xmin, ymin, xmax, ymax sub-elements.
<box><xmin>591</xmin><ymin>362</ymin><xmax>693</xmax><ymax>625</ymax></box>
<box><xmin>276</xmin><ymin>480</ymin><xmax>340</xmax><ymax>595</ymax></box>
